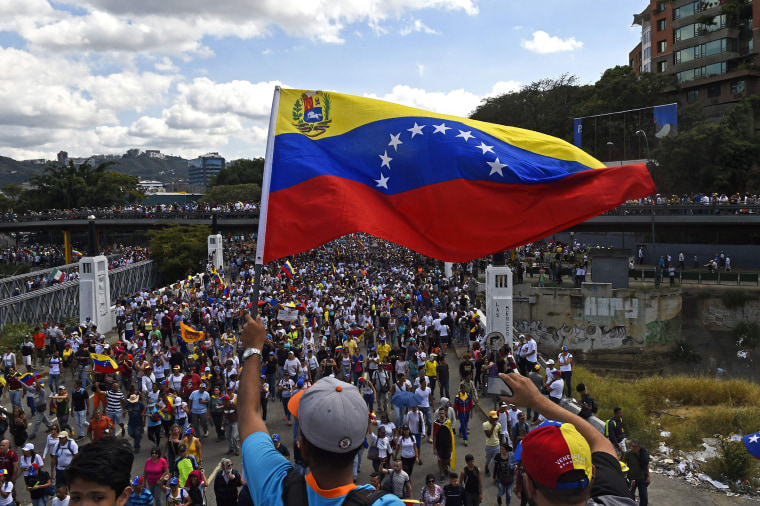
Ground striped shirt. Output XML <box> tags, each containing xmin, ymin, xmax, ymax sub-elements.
<box><xmin>105</xmin><ymin>389</ymin><xmax>124</xmax><ymax>413</ymax></box>
<box><xmin>129</xmin><ymin>489</ymin><xmax>154</xmax><ymax>506</ymax></box>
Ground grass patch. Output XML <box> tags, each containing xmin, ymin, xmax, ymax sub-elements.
<box><xmin>734</xmin><ymin>321</ymin><xmax>760</xmax><ymax>350</ymax></box>
<box><xmin>572</xmin><ymin>366</ymin><xmax>760</xmax><ymax>451</ymax></box>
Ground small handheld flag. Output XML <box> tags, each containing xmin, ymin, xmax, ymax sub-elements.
<box><xmin>91</xmin><ymin>353</ymin><xmax>119</xmax><ymax>374</ymax></box>
<box><xmin>281</xmin><ymin>260</ymin><xmax>294</xmax><ymax>279</ymax></box>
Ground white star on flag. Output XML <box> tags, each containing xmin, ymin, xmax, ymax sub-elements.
<box><xmin>750</xmin><ymin>434</ymin><xmax>760</xmax><ymax>444</ymax></box>
<box><xmin>457</xmin><ymin>130</ymin><xmax>474</xmax><ymax>142</ymax></box>
<box><xmin>476</xmin><ymin>142</ymin><xmax>494</xmax><ymax>154</ymax></box>
<box><xmin>433</xmin><ymin>123</ymin><xmax>451</xmax><ymax>134</ymax></box>
<box><xmin>375</xmin><ymin>173</ymin><xmax>390</xmax><ymax>189</ymax></box>
<box><xmin>408</xmin><ymin>123</ymin><xmax>425</xmax><ymax>138</ymax></box>
<box><xmin>487</xmin><ymin>158</ymin><xmax>507</xmax><ymax>177</ymax></box>
<box><xmin>388</xmin><ymin>133</ymin><xmax>403</xmax><ymax>151</ymax></box>
<box><xmin>379</xmin><ymin>151</ymin><xmax>392</xmax><ymax>169</ymax></box>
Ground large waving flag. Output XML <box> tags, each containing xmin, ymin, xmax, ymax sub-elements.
<box><xmin>180</xmin><ymin>321</ymin><xmax>205</xmax><ymax>343</ymax></box>
<box><xmin>18</xmin><ymin>372</ymin><xmax>45</xmax><ymax>386</ymax></box>
<box><xmin>91</xmin><ymin>353</ymin><xmax>119</xmax><ymax>374</ymax></box>
<box><xmin>255</xmin><ymin>88</ymin><xmax>655</xmax><ymax>263</ymax></box>
<box><xmin>281</xmin><ymin>260</ymin><xmax>295</xmax><ymax>279</ymax></box>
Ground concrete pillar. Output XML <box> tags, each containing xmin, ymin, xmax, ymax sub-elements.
<box><xmin>486</xmin><ymin>265</ymin><xmax>513</xmax><ymax>351</ymax></box>
<box><xmin>208</xmin><ymin>234</ymin><xmax>223</xmax><ymax>272</ymax></box>
<box><xmin>79</xmin><ymin>256</ymin><xmax>112</xmax><ymax>330</ymax></box>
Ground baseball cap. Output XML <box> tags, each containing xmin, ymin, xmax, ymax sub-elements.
<box><xmin>553</xmin><ymin>370</ymin><xmax>562</xmax><ymax>376</ymax></box>
<box><xmin>288</xmin><ymin>376</ymin><xmax>367</xmax><ymax>453</ymax></box>
<box><xmin>28</xmin><ymin>464</ymin><xmax>39</xmax><ymax>476</ymax></box>
<box><xmin>272</xmin><ymin>434</ymin><xmax>280</xmax><ymax>442</ymax></box>
<box><xmin>562</xmin><ymin>346</ymin><xmax>569</xmax><ymax>351</ymax></box>
<box><xmin>131</xmin><ymin>476</ymin><xmax>143</xmax><ymax>486</ymax></box>
<box><xmin>546</xmin><ymin>359</ymin><xmax>555</xmax><ymax>365</ymax></box>
<box><xmin>488</xmin><ymin>410</ymin><xmax>498</xmax><ymax>418</ymax></box>
<box><xmin>185</xmin><ymin>427</ymin><xmax>194</xmax><ymax>435</ymax></box>
<box><xmin>499</xmin><ymin>402</ymin><xmax>508</xmax><ymax>408</ymax></box>
<box><xmin>58</xmin><ymin>431</ymin><xmax>69</xmax><ymax>439</ymax></box>
<box><xmin>169</xmin><ymin>477</ymin><xmax>179</xmax><ymax>486</ymax></box>
<box><xmin>533</xmin><ymin>364</ymin><xmax>541</xmax><ymax>371</ymax></box>
<box><xmin>22</xmin><ymin>443</ymin><xmax>34</xmax><ymax>452</ymax></box>
<box><xmin>515</xmin><ymin>421</ymin><xmax>592</xmax><ymax>490</ymax></box>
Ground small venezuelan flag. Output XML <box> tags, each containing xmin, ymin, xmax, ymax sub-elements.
<box><xmin>91</xmin><ymin>353</ymin><xmax>119</xmax><ymax>374</ymax></box>
<box><xmin>281</xmin><ymin>260</ymin><xmax>294</xmax><ymax>279</ymax></box>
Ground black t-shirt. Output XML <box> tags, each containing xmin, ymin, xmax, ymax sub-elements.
<box><xmin>442</xmin><ymin>484</ymin><xmax>465</xmax><ymax>506</ymax></box>
<box><xmin>588</xmin><ymin>451</ymin><xmax>638</xmax><ymax>505</ymax></box>
<box><xmin>72</xmin><ymin>388</ymin><xmax>89</xmax><ymax>411</ymax></box>
<box><xmin>274</xmin><ymin>443</ymin><xmax>290</xmax><ymax>458</ymax></box>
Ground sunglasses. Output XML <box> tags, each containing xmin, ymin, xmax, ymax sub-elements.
<box><xmin>427</xmin><ymin>480</ymin><xmax>435</xmax><ymax>484</ymax></box>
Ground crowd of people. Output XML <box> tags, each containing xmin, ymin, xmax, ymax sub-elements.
<box><xmin>0</xmin><ymin>231</ymin><xmax>655</xmax><ymax>506</ymax></box>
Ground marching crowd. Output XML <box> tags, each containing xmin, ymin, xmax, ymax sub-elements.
<box><xmin>0</xmin><ymin>233</ymin><xmax>653</xmax><ymax>506</ymax></box>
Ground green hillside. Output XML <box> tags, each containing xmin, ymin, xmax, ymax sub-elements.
<box><xmin>0</xmin><ymin>154</ymin><xmax>189</xmax><ymax>186</ymax></box>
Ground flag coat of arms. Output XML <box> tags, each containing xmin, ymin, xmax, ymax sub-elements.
<box><xmin>255</xmin><ymin>88</ymin><xmax>656</xmax><ymax>264</ymax></box>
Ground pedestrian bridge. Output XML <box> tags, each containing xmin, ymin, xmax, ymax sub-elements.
<box><xmin>0</xmin><ymin>259</ymin><xmax>158</xmax><ymax>328</ymax></box>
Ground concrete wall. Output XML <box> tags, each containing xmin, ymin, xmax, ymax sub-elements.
<box><xmin>513</xmin><ymin>283</ymin><xmax>682</xmax><ymax>354</ymax></box>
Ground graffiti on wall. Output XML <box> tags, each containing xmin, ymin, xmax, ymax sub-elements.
<box><xmin>645</xmin><ymin>317</ymin><xmax>680</xmax><ymax>345</ymax></box>
<box><xmin>702</xmin><ymin>300</ymin><xmax>760</xmax><ymax>328</ymax></box>
<box><xmin>514</xmin><ymin>320</ymin><xmax>644</xmax><ymax>350</ymax></box>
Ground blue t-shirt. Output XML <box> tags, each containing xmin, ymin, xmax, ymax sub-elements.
<box><xmin>188</xmin><ymin>390</ymin><xmax>210</xmax><ymax>415</ymax></box>
<box><xmin>128</xmin><ymin>489</ymin><xmax>154</xmax><ymax>506</ymax></box>
<box><xmin>241</xmin><ymin>432</ymin><xmax>403</xmax><ymax>506</ymax></box>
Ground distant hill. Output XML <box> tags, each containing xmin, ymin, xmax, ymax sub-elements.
<box><xmin>0</xmin><ymin>154</ymin><xmax>190</xmax><ymax>185</ymax></box>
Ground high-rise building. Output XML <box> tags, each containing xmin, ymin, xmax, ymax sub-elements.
<box><xmin>57</xmin><ymin>151</ymin><xmax>68</xmax><ymax>165</ymax></box>
<box><xmin>188</xmin><ymin>152</ymin><xmax>225</xmax><ymax>187</ymax></box>
<box><xmin>631</xmin><ymin>1</ymin><xmax>760</xmax><ymax>120</ymax></box>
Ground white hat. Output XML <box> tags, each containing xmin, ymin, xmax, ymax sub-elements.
<box><xmin>22</xmin><ymin>443</ymin><xmax>34</xmax><ymax>452</ymax></box>
<box><xmin>546</xmin><ymin>359</ymin><xmax>555</xmax><ymax>365</ymax></box>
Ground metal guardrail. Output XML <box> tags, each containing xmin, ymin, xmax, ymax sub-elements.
<box><xmin>0</xmin><ymin>260</ymin><xmax>157</xmax><ymax>328</ymax></box>
<box><xmin>629</xmin><ymin>268</ymin><xmax>760</xmax><ymax>286</ymax></box>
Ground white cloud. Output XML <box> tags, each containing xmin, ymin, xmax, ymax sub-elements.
<box><xmin>367</xmin><ymin>84</ymin><xmax>485</xmax><ymax>117</ymax></box>
<box><xmin>5</xmin><ymin>0</ymin><xmax>477</xmax><ymax>54</ymax></box>
<box><xmin>400</xmin><ymin>19</ymin><xmax>438</xmax><ymax>36</ymax></box>
<box><xmin>521</xmin><ymin>30</ymin><xmax>583</xmax><ymax>54</ymax></box>
<box><xmin>417</xmin><ymin>63</ymin><xmax>425</xmax><ymax>77</ymax></box>
<box><xmin>154</xmin><ymin>57</ymin><xmax>179</xmax><ymax>73</ymax></box>
<box><xmin>489</xmin><ymin>80</ymin><xmax>521</xmax><ymax>96</ymax></box>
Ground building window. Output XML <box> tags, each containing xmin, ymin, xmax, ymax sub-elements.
<box><xmin>657</xmin><ymin>19</ymin><xmax>667</xmax><ymax>31</ymax></box>
<box><xmin>687</xmin><ymin>90</ymin><xmax>700</xmax><ymax>103</ymax></box>
<box><xmin>707</xmin><ymin>85</ymin><xmax>721</xmax><ymax>97</ymax></box>
<box><xmin>657</xmin><ymin>40</ymin><xmax>667</xmax><ymax>53</ymax></box>
<box><xmin>656</xmin><ymin>2</ymin><xmax>667</xmax><ymax>12</ymax></box>
<box><xmin>731</xmin><ymin>80</ymin><xmax>745</xmax><ymax>94</ymax></box>
<box><xmin>657</xmin><ymin>61</ymin><xmax>667</xmax><ymax>72</ymax></box>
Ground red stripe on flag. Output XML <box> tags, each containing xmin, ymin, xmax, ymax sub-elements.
<box><xmin>263</xmin><ymin>164</ymin><xmax>654</xmax><ymax>263</ymax></box>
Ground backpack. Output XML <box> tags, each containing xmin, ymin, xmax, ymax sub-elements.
<box><xmin>282</xmin><ymin>468</ymin><xmax>390</xmax><ymax>506</ymax></box>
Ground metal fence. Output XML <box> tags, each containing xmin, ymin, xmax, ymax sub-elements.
<box><xmin>629</xmin><ymin>268</ymin><xmax>760</xmax><ymax>286</ymax></box>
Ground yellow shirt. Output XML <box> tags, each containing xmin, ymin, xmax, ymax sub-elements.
<box><xmin>483</xmin><ymin>421</ymin><xmax>501</xmax><ymax>447</ymax></box>
<box><xmin>377</xmin><ymin>344</ymin><xmax>391</xmax><ymax>362</ymax></box>
<box><xmin>346</xmin><ymin>339</ymin><xmax>358</xmax><ymax>356</ymax></box>
<box><xmin>424</xmin><ymin>360</ymin><xmax>438</xmax><ymax>377</ymax></box>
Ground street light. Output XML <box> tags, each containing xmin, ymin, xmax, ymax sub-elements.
<box><xmin>606</xmin><ymin>141</ymin><xmax>614</xmax><ymax>162</ymax></box>
<box><xmin>636</xmin><ymin>130</ymin><xmax>658</xmax><ymax>286</ymax></box>
<box><xmin>87</xmin><ymin>215</ymin><xmax>97</xmax><ymax>257</ymax></box>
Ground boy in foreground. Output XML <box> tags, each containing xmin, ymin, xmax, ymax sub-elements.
<box><xmin>65</xmin><ymin>437</ymin><xmax>134</xmax><ymax>506</ymax></box>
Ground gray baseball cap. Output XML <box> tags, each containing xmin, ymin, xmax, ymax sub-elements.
<box><xmin>288</xmin><ymin>376</ymin><xmax>367</xmax><ymax>453</ymax></box>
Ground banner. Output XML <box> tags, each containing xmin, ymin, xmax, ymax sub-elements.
<box><xmin>180</xmin><ymin>321</ymin><xmax>205</xmax><ymax>343</ymax></box>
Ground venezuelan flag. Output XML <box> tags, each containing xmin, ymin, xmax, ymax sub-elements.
<box><xmin>91</xmin><ymin>353</ymin><xmax>119</xmax><ymax>374</ymax></box>
<box><xmin>18</xmin><ymin>372</ymin><xmax>44</xmax><ymax>386</ymax></box>
<box><xmin>281</xmin><ymin>260</ymin><xmax>294</xmax><ymax>279</ymax></box>
<box><xmin>257</xmin><ymin>88</ymin><xmax>656</xmax><ymax>263</ymax></box>
<box><xmin>72</xmin><ymin>250</ymin><xmax>83</xmax><ymax>258</ymax></box>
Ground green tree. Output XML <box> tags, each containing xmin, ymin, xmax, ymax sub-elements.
<box><xmin>209</xmin><ymin>158</ymin><xmax>264</xmax><ymax>187</ymax></box>
<box><xmin>201</xmin><ymin>183</ymin><xmax>262</xmax><ymax>204</ymax></box>
<box><xmin>1</xmin><ymin>184</ymin><xmax>24</xmax><ymax>201</ymax></box>
<box><xmin>470</xmin><ymin>74</ymin><xmax>593</xmax><ymax>141</ymax></box>
<box><xmin>24</xmin><ymin>160</ymin><xmax>143</xmax><ymax>210</ymax></box>
<box><xmin>148</xmin><ymin>224</ymin><xmax>211</xmax><ymax>282</ymax></box>
<box><xmin>0</xmin><ymin>193</ymin><xmax>12</xmax><ymax>214</ymax></box>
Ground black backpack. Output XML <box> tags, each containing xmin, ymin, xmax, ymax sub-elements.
<box><xmin>496</xmin><ymin>457</ymin><xmax>514</xmax><ymax>486</ymax></box>
<box><xmin>282</xmin><ymin>468</ymin><xmax>390</xmax><ymax>506</ymax></box>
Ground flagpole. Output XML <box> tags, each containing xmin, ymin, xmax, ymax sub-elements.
<box><xmin>252</xmin><ymin>85</ymin><xmax>282</xmax><ymax>318</ymax></box>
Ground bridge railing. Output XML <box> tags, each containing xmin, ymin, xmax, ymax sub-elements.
<box><xmin>629</xmin><ymin>268</ymin><xmax>760</xmax><ymax>286</ymax></box>
<box><xmin>0</xmin><ymin>260</ymin><xmax>158</xmax><ymax>329</ymax></box>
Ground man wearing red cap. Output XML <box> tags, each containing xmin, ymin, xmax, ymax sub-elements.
<box><xmin>238</xmin><ymin>314</ymin><xmax>403</xmax><ymax>506</ymax></box>
<box><xmin>499</xmin><ymin>373</ymin><xmax>636</xmax><ymax>505</ymax></box>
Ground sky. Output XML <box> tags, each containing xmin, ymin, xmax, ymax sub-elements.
<box><xmin>0</xmin><ymin>0</ymin><xmax>645</xmax><ymax>163</ymax></box>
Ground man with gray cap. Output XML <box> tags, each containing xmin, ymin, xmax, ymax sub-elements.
<box><xmin>238</xmin><ymin>314</ymin><xmax>403</xmax><ymax>506</ymax></box>
<box><xmin>188</xmin><ymin>383</ymin><xmax>210</xmax><ymax>437</ymax></box>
